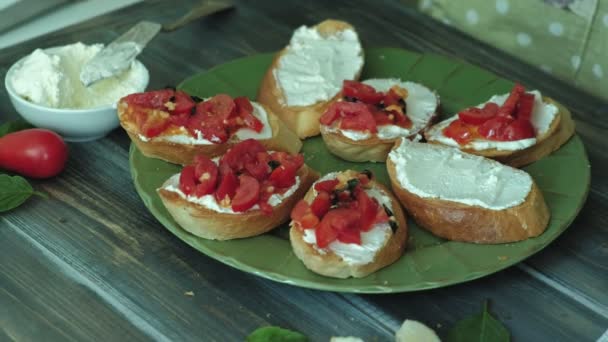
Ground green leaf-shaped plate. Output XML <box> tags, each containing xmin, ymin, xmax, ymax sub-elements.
<box><xmin>130</xmin><ymin>48</ymin><xmax>590</xmax><ymax>293</ymax></box>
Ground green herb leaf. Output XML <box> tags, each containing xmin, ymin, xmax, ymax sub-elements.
<box><xmin>0</xmin><ymin>119</ymin><xmax>33</xmax><ymax>138</ymax></box>
<box><xmin>246</xmin><ymin>326</ymin><xmax>308</xmax><ymax>342</ymax></box>
<box><xmin>446</xmin><ymin>301</ymin><xmax>510</xmax><ymax>342</ymax></box>
<box><xmin>0</xmin><ymin>174</ymin><xmax>39</xmax><ymax>212</ymax></box>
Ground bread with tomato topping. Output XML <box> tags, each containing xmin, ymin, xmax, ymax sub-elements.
<box><xmin>425</xmin><ymin>84</ymin><xmax>575</xmax><ymax>168</ymax></box>
<box><xmin>320</xmin><ymin>79</ymin><xmax>439</xmax><ymax>162</ymax></box>
<box><xmin>387</xmin><ymin>139</ymin><xmax>550</xmax><ymax>244</ymax></box>
<box><xmin>157</xmin><ymin>139</ymin><xmax>318</xmax><ymax>240</ymax></box>
<box><xmin>118</xmin><ymin>89</ymin><xmax>302</xmax><ymax>165</ymax></box>
<box><xmin>289</xmin><ymin>170</ymin><xmax>407</xmax><ymax>278</ymax></box>
<box><xmin>257</xmin><ymin>19</ymin><xmax>364</xmax><ymax>139</ymax></box>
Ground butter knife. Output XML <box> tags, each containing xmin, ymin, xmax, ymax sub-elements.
<box><xmin>80</xmin><ymin>0</ymin><xmax>234</xmax><ymax>87</ymax></box>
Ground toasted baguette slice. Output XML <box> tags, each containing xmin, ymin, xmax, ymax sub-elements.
<box><xmin>425</xmin><ymin>96</ymin><xmax>575</xmax><ymax>168</ymax></box>
<box><xmin>321</xmin><ymin>79</ymin><xmax>439</xmax><ymax>162</ymax></box>
<box><xmin>158</xmin><ymin>164</ymin><xmax>318</xmax><ymax>240</ymax></box>
<box><xmin>257</xmin><ymin>19</ymin><xmax>364</xmax><ymax>139</ymax></box>
<box><xmin>290</xmin><ymin>170</ymin><xmax>408</xmax><ymax>278</ymax></box>
<box><xmin>118</xmin><ymin>100</ymin><xmax>301</xmax><ymax>165</ymax></box>
<box><xmin>387</xmin><ymin>139</ymin><xmax>550</xmax><ymax>244</ymax></box>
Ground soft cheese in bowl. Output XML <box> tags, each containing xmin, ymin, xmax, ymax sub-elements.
<box><xmin>5</xmin><ymin>42</ymin><xmax>149</xmax><ymax>141</ymax></box>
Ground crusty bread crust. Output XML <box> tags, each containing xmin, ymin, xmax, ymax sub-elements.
<box><xmin>289</xmin><ymin>170</ymin><xmax>408</xmax><ymax>278</ymax></box>
<box><xmin>257</xmin><ymin>19</ymin><xmax>363</xmax><ymax>139</ymax></box>
<box><xmin>158</xmin><ymin>165</ymin><xmax>319</xmax><ymax>240</ymax></box>
<box><xmin>386</xmin><ymin>142</ymin><xmax>550</xmax><ymax>244</ymax></box>
<box><xmin>319</xmin><ymin>111</ymin><xmax>438</xmax><ymax>163</ymax></box>
<box><xmin>425</xmin><ymin>97</ymin><xmax>575</xmax><ymax>168</ymax></box>
<box><xmin>118</xmin><ymin>100</ymin><xmax>302</xmax><ymax>165</ymax></box>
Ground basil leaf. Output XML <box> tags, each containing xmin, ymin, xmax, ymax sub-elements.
<box><xmin>446</xmin><ymin>301</ymin><xmax>510</xmax><ymax>342</ymax></box>
<box><xmin>0</xmin><ymin>174</ymin><xmax>45</xmax><ymax>212</ymax></box>
<box><xmin>0</xmin><ymin>119</ymin><xmax>33</xmax><ymax>138</ymax></box>
<box><xmin>247</xmin><ymin>326</ymin><xmax>308</xmax><ymax>342</ymax></box>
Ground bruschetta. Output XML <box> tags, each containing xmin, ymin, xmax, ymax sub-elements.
<box><xmin>425</xmin><ymin>83</ymin><xmax>575</xmax><ymax>167</ymax></box>
<box><xmin>157</xmin><ymin>139</ymin><xmax>318</xmax><ymax>240</ymax></box>
<box><xmin>118</xmin><ymin>88</ymin><xmax>302</xmax><ymax>165</ymax></box>
<box><xmin>257</xmin><ymin>19</ymin><xmax>364</xmax><ymax>139</ymax></box>
<box><xmin>289</xmin><ymin>170</ymin><xmax>407</xmax><ymax>278</ymax></box>
<box><xmin>387</xmin><ymin>139</ymin><xmax>550</xmax><ymax>244</ymax></box>
<box><xmin>319</xmin><ymin>79</ymin><xmax>439</xmax><ymax>162</ymax></box>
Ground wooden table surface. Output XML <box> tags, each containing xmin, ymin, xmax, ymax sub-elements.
<box><xmin>1</xmin><ymin>1</ymin><xmax>607</xmax><ymax>341</ymax></box>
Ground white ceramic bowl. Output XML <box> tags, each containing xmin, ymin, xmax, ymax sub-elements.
<box><xmin>4</xmin><ymin>53</ymin><xmax>149</xmax><ymax>142</ymax></box>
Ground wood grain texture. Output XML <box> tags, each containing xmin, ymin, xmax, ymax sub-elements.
<box><xmin>0</xmin><ymin>0</ymin><xmax>606</xmax><ymax>340</ymax></box>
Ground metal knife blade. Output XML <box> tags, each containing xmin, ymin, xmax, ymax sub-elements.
<box><xmin>80</xmin><ymin>21</ymin><xmax>161</xmax><ymax>87</ymax></box>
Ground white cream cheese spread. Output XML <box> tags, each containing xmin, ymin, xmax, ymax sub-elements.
<box><xmin>323</xmin><ymin>78</ymin><xmax>438</xmax><ymax>141</ymax></box>
<box><xmin>302</xmin><ymin>173</ymin><xmax>394</xmax><ymax>266</ymax></box>
<box><xmin>162</xmin><ymin>173</ymin><xmax>300</xmax><ymax>214</ymax></box>
<box><xmin>426</xmin><ymin>90</ymin><xmax>557</xmax><ymax>151</ymax></box>
<box><xmin>11</xmin><ymin>42</ymin><xmax>148</xmax><ymax>109</ymax></box>
<box><xmin>388</xmin><ymin>139</ymin><xmax>533</xmax><ymax>210</ymax></box>
<box><xmin>139</xmin><ymin>101</ymin><xmax>273</xmax><ymax>144</ymax></box>
<box><xmin>274</xmin><ymin>25</ymin><xmax>363</xmax><ymax>107</ymax></box>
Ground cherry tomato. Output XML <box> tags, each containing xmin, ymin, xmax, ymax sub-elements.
<box><xmin>497</xmin><ymin>83</ymin><xmax>525</xmax><ymax>118</ymax></box>
<box><xmin>329</xmin><ymin>102</ymin><xmax>377</xmax><ymax>133</ymax></box>
<box><xmin>234</xmin><ymin>97</ymin><xmax>263</xmax><ymax>133</ymax></box>
<box><xmin>314</xmin><ymin>179</ymin><xmax>339</xmax><ymax>193</ymax></box>
<box><xmin>478</xmin><ymin>116</ymin><xmax>513</xmax><ymax>140</ymax></box>
<box><xmin>231</xmin><ymin>175</ymin><xmax>260</xmax><ymax>212</ymax></box>
<box><xmin>171</xmin><ymin>90</ymin><xmax>196</xmax><ymax>115</ymax></box>
<box><xmin>515</xmin><ymin>93</ymin><xmax>535</xmax><ymax>120</ymax></box>
<box><xmin>134</xmin><ymin>109</ymin><xmax>170</xmax><ymax>138</ymax></box>
<box><xmin>342</xmin><ymin>80</ymin><xmax>384</xmax><ymax>104</ymax></box>
<box><xmin>178</xmin><ymin>165</ymin><xmax>197</xmax><ymax>195</ymax></box>
<box><xmin>221</xmin><ymin>139</ymin><xmax>267</xmax><ymax>173</ymax></box>
<box><xmin>499</xmin><ymin>119</ymin><xmax>536</xmax><ymax>141</ymax></box>
<box><xmin>356</xmin><ymin>190</ymin><xmax>380</xmax><ymax>232</ymax></box>
<box><xmin>316</xmin><ymin>208</ymin><xmax>359</xmax><ymax>248</ymax></box>
<box><xmin>458</xmin><ymin>107</ymin><xmax>495</xmax><ymax>125</ymax></box>
<box><xmin>310</xmin><ymin>191</ymin><xmax>331</xmax><ymax>218</ymax></box>
<box><xmin>0</xmin><ymin>129</ymin><xmax>68</xmax><ymax>179</ymax></box>
<box><xmin>215</xmin><ymin>171</ymin><xmax>238</xmax><ymax>204</ymax></box>
<box><xmin>443</xmin><ymin>120</ymin><xmax>476</xmax><ymax>144</ymax></box>
<box><xmin>123</xmin><ymin>89</ymin><xmax>174</xmax><ymax>110</ymax></box>
<box><xmin>337</xmin><ymin>227</ymin><xmax>361</xmax><ymax>244</ymax></box>
<box><xmin>168</xmin><ymin>112</ymin><xmax>190</xmax><ymax>127</ymax></box>
<box><xmin>193</xmin><ymin>155</ymin><xmax>219</xmax><ymax>196</ymax></box>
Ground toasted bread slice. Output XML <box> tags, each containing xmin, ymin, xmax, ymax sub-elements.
<box><xmin>320</xmin><ymin>79</ymin><xmax>439</xmax><ymax>162</ymax></box>
<box><xmin>290</xmin><ymin>170</ymin><xmax>408</xmax><ymax>278</ymax></box>
<box><xmin>425</xmin><ymin>97</ymin><xmax>575</xmax><ymax>168</ymax></box>
<box><xmin>118</xmin><ymin>100</ymin><xmax>301</xmax><ymax>165</ymax></box>
<box><xmin>257</xmin><ymin>19</ymin><xmax>364</xmax><ymax>139</ymax></box>
<box><xmin>158</xmin><ymin>164</ymin><xmax>318</xmax><ymax>240</ymax></box>
<box><xmin>387</xmin><ymin>139</ymin><xmax>550</xmax><ymax>244</ymax></box>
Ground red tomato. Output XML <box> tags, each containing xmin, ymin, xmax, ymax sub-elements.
<box><xmin>168</xmin><ymin>112</ymin><xmax>190</xmax><ymax>127</ymax></box>
<box><xmin>187</xmin><ymin>110</ymin><xmax>228</xmax><ymax>143</ymax></box>
<box><xmin>231</xmin><ymin>175</ymin><xmax>260</xmax><ymax>212</ymax></box>
<box><xmin>234</xmin><ymin>96</ymin><xmax>263</xmax><ymax>133</ymax></box>
<box><xmin>136</xmin><ymin>109</ymin><xmax>170</xmax><ymax>138</ymax></box>
<box><xmin>337</xmin><ymin>227</ymin><xmax>361</xmax><ymax>244</ymax></box>
<box><xmin>316</xmin><ymin>208</ymin><xmax>359</xmax><ymax>248</ymax></box>
<box><xmin>499</xmin><ymin>119</ymin><xmax>536</xmax><ymax>141</ymax></box>
<box><xmin>357</xmin><ymin>191</ymin><xmax>379</xmax><ymax>232</ymax></box>
<box><xmin>269</xmin><ymin>165</ymin><xmax>297</xmax><ymax>188</ymax></box>
<box><xmin>193</xmin><ymin>155</ymin><xmax>219</xmax><ymax>196</ymax></box>
<box><xmin>171</xmin><ymin>90</ymin><xmax>196</xmax><ymax>115</ymax></box>
<box><xmin>221</xmin><ymin>139</ymin><xmax>267</xmax><ymax>173</ymax></box>
<box><xmin>515</xmin><ymin>93</ymin><xmax>535</xmax><ymax>120</ymax></box>
<box><xmin>314</xmin><ymin>179</ymin><xmax>339</xmax><ymax>193</ymax></box>
<box><xmin>342</xmin><ymin>80</ymin><xmax>384</xmax><ymax>104</ymax></box>
<box><xmin>497</xmin><ymin>83</ymin><xmax>525</xmax><ymax>118</ymax></box>
<box><xmin>336</xmin><ymin>103</ymin><xmax>377</xmax><ymax>133</ymax></box>
<box><xmin>123</xmin><ymin>89</ymin><xmax>174</xmax><ymax>109</ymax></box>
<box><xmin>320</xmin><ymin>102</ymin><xmax>341</xmax><ymax>125</ymax></box>
<box><xmin>0</xmin><ymin>129</ymin><xmax>68</xmax><ymax>179</ymax></box>
<box><xmin>443</xmin><ymin>120</ymin><xmax>476</xmax><ymax>144</ymax></box>
<box><xmin>310</xmin><ymin>191</ymin><xmax>331</xmax><ymax>218</ymax></box>
<box><xmin>482</xmin><ymin>102</ymin><xmax>499</xmax><ymax>117</ymax></box>
<box><xmin>382</xmin><ymin>87</ymin><xmax>403</xmax><ymax>107</ymax></box>
<box><xmin>478</xmin><ymin>116</ymin><xmax>513</xmax><ymax>140</ymax></box>
<box><xmin>215</xmin><ymin>171</ymin><xmax>238</xmax><ymax>203</ymax></box>
<box><xmin>458</xmin><ymin>107</ymin><xmax>495</xmax><ymax>125</ymax></box>
<box><xmin>244</xmin><ymin>152</ymin><xmax>271</xmax><ymax>181</ymax></box>
<box><xmin>291</xmin><ymin>200</ymin><xmax>320</xmax><ymax>228</ymax></box>
<box><xmin>178</xmin><ymin>165</ymin><xmax>197</xmax><ymax>195</ymax></box>
<box><xmin>199</xmin><ymin>94</ymin><xmax>236</xmax><ymax>119</ymax></box>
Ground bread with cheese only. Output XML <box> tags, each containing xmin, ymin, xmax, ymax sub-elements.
<box><xmin>289</xmin><ymin>170</ymin><xmax>408</xmax><ymax>278</ymax></box>
<box><xmin>425</xmin><ymin>97</ymin><xmax>575</xmax><ymax>168</ymax></box>
<box><xmin>386</xmin><ymin>139</ymin><xmax>550</xmax><ymax>244</ymax></box>
<box><xmin>257</xmin><ymin>19</ymin><xmax>364</xmax><ymax>139</ymax></box>
<box><xmin>118</xmin><ymin>100</ymin><xmax>302</xmax><ymax>165</ymax></box>
<box><xmin>158</xmin><ymin>164</ymin><xmax>318</xmax><ymax>240</ymax></box>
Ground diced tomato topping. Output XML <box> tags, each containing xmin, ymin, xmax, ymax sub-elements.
<box><xmin>199</xmin><ymin>94</ymin><xmax>236</xmax><ymax>119</ymax></box>
<box><xmin>497</xmin><ymin>83</ymin><xmax>525</xmax><ymax>118</ymax></box>
<box><xmin>499</xmin><ymin>119</ymin><xmax>535</xmax><ymax>141</ymax></box>
<box><xmin>291</xmin><ymin>200</ymin><xmax>320</xmax><ymax>229</ymax></box>
<box><xmin>342</xmin><ymin>80</ymin><xmax>384</xmax><ymax>104</ymax></box>
<box><xmin>337</xmin><ymin>227</ymin><xmax>361</xmax><ymax>244</ymax></box>
<box><xmin>458</xmin><ymin>107</ymin><xmax>494</xmax><ymax>125</ymax></box>
<box><xmin>124</xmin><ymin>89</ymin><xmax>174</xmax><ymax>109</ymax></box>
<box><xmin>244</xmin><ymin>152</ymin><xmax>271</xmax><ymax>181</ymax></box>
<box><xmin>193</xmin><ymin>155</ymin><xmax>218</xmax><ymax>197</ymax></box>
<box><xmin>187</xmin><ymin>108</ymin><xmax>228</xmax><ymax>142</ymax></box>
<box><xmin>314</xmin><ymin>179</ymin><xmax>340</xmax><ymax>193</ymax></box>
<box><xmin>310</xmin><ymin>191</ymin><xmax>331</xmax><ymax>218</ymax></box>
<box><xmin>321</xmin><ymin>102</ymin><xmax>377</xmax><ymax>133</ymax></box>
<box><xmin>383</xmin><ymin>87</ymin><xmax>403</xmax><ymax>107</ymax></box>
<box><xmin>171</xmin><ymin>90</ymin><xmax>196</xmax><ymax>115</ymax></box>
<box><xmin>482</xmin><ymin>102</ymin><xmax>499</xmax><ymax>117</ymax></box>
<box><xmin>478</xmin><ymin>116</ymin><xmax>513</xmax><ymax>140</ymax></box>
<box><xmin>178</xmin><ymin>165</ymin><xmax>197</xmax><ymax>195</ymax></box>
<box><xmin>316</xmin><ymin>208</ymin><xmax>359</xmax><ymax>248</ymax></box>
<box><xmin>268</xmin><ymin>152</ymin><xmax>304</xmax><ymax>188</ymax></box>
<box><xmin>168</xmin><ymin>112</ymin><xmax>190</xmax><ymax>127</ymax></box>
<box><xmin>221</xmin><ymin>139</ymin><xmax>267</xmax><ymax>173</ymax></box>
<box><xmin>215</xmin><ymin>171</ymin><xmax>238</xmax><ymax>204</ymax></box>
<box><xmin>137</xmin><ymin>110</ymin><xmax>170</xmax><ymax>138</ymax></box>
<box><xmin>443</xmin><ymin>119</ymin><xmax>476</xmax><ymax>144</ymax></box>
<box><xmin>356</xmin><ymin>191</ymin><xmax>380</xmax><ymax>232</ymax></box>
<box><xmin>234</xmin><ymin>97</ymin><xmax>263</xmax><ymax>133</ymax></box>
<box><xmin>231</xmin><ymin>175</ymin><xmax>260</xmax><ymax>212</ymax></box>
<box><xmin>375</xmin><ymin>206</ymin><xmax>389</xmax><ymax>223</ymax></box>
<box><xmin>515</xmin><ymin>93</ymin><xmax>535</xmax><ymax>120</ymax></box>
